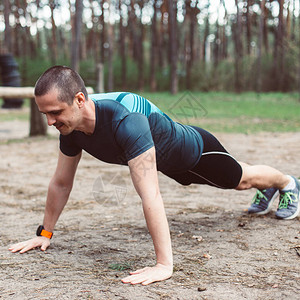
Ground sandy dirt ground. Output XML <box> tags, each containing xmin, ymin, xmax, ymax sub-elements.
<box><xmin>0</xmin><ymin>119</ymin><xmax>299</xmax><ymax>300</ymax></box>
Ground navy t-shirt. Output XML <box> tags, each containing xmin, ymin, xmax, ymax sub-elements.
<box><xmin>60</xmin><ymin>92</ymin><xmax>203</xmax><ymax>174</ymax></box>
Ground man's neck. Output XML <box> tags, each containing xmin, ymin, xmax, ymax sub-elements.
<box><xmin>77</xmin><ymin>99</ymin><xmax>96</xmax><ymax>135</ymax></box>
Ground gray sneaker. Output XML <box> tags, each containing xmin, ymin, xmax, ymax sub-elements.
<box><xmin>248</xmin><ymin>188</ymin><xmax>279</xmax><ymax>215</ymax></box>
<box><xmin>276</xmin><ymin>176</ymin><xmax>300</xmax><ymax>220</ymax></box>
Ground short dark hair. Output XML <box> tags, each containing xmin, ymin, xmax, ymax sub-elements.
<box><xmin>34</xmin><ymin>66</ymin><xmax>88</xmax><ymax>105</ymax></box>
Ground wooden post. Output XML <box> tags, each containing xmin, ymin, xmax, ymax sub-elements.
<box><xmin>0</xmin><ymin>87</ymin><xmax>47</xmax><ymax>136</ymax></box>
<box><xmin>0</xmin><ymin>86</ymin><xmax>94</xmax><ymax>137</ymax></box>
<box><xmin>29</xmin><ymin>98</ymin><xmax>47</xmax><ymax>136</ymax></box>
<box><xmin>97</xmin><ymin>63</ymin><xmax>104</xmax><ymax>93</ymax></box>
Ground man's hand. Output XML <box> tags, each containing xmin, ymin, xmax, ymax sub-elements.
<box><xmin>121</xmin><ymin>263</ymin><xmax>173</xmax><ymax>285</ymax></box>
<box><xmin>8</xmin><ymin>236</ymin><xmax>50</xmax><ymax>254</ymax></box>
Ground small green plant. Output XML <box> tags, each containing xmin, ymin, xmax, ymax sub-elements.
<box><xmin>108</xmin><ymin>262</ymin><xmax>132</xmax><ymax>271</ymax></box>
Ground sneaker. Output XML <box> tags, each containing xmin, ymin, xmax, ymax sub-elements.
<box><xmin>248</xmin><ymin>188</ymin><xmax>279</xmax><ymax>215</ymax></box>
<box><xmin>276</xmin><ymin>176</ymin><xmax>300</xmax><ymax>220</ymax></box>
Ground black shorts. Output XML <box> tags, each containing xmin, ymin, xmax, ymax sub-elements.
<box><xmin>164</xmin><ymin>127</ymin><xmax>243</xmax><ymax>189</ymax></box>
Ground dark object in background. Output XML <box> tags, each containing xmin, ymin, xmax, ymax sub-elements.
<box><xmin>0</xmin><ymin>54</ymin><xmax>24</xmax><ymax>109</ymax></box>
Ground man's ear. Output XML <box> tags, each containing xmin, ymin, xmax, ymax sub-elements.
<box><xmin>74</xmin><ymin>92</ymin><xmax>85</xmax><ymax>108</ymax></box>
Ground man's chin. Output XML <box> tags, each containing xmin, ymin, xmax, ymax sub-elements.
<box><xmin>59</xmin><ymin>129</ymin><xmax>73</xmax><ymax>136</ymax></box>
<box><xmin>55</xmin><ymin>126</ymin><xmax>72</xmax><ymax>135</ymax></box>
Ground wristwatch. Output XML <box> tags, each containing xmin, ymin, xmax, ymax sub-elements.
<box><xmin>36</xmin><ymin>225</ymin><xmax>53</xmax><ymax>239</ymax></box>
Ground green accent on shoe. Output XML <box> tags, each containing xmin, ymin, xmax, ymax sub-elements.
<box><xmin>278</xmin><ymin>192</ymin><xmax>299</xmax><ymax>209</ymax></box>
<box><xmin>252</xmin><ymin>189</ymin><xmax>268</xmax><ymax>204</ymax></box>
<box><xmin>248</xmin><ymin>188</ymin><xmax>279</xmax><ymax>215</ymax></box>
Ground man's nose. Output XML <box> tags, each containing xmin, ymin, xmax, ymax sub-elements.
<box><xmin>46</xmin><ymin>114</ymin><xmax>56</xmax><ymax>126</ymax></box>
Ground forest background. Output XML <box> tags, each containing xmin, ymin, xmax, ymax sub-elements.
<box><xmin>1</xmin><ymin>0</ymin><xmax>300</xmax><ymax>95</ymax></box>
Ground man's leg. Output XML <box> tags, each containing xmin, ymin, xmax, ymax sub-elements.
<box><xmin>236</xmin><ymin>162</ymin><xmax>290</xmax><ymax>190</ymax></box>
<box><xmin>237</xmin><ymin>162</ymin><xmax>300</xmax><ymax>219</ymax></box>
<box><xmin>168</xmin><ymin>126</ymin><xmax>299</xmax><ymax>219</ymax></box>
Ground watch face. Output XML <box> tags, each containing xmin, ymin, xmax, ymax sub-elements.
<box><xmin>36</xmin><ymin>225</ymin><xmax>44</xmax><ymax>236</ymax></box>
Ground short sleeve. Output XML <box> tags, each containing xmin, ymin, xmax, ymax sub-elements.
<box><xmin>59</xmin><ymin>133</ymin><xmax>82</xmax><ymax>156</ymax></box>
<box><xmin>115</xmin><ymin>113</ymin><xmax>154</xmax><ymax>161</ymax></box>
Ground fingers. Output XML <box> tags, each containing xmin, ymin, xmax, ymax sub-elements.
<box><xmin>121</xmin><ymin>267</ymin><xmax>151</xmax><ymax>285</ymax></box>
<box><xmin>121</xmin><ymin>264</ymin><xmax>173</xmax><ymax>285</ymax></box>
<box><xmin>122</xmin><ymin>273</ymin><xmax>151</xmax><ymax>285</ymax></box>
<box><xmin>19</xmin><ymin>241</ymin><xmax>39</xmax><ymax>254</ymax></box>
<box><xmin>122</xmin><ymin>272</ymin><xmax>161</xmax><ymax>285</ymax></box>
<box><xmin>8</xmin><ymin>237</ymin><xmax>50</xmax><ymax>254</ymax></box>
<box><xmin>41</xmin><ymin>243</ymin><xmax>48</xmax><ymax>251</ymax></box>
<box><xmin>9</xmin><ymin>241</ymin><xmax>28</xmax><ymax>253</ymax></box>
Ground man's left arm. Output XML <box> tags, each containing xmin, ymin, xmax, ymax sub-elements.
<box><xmin>121</xmin><ymin>146</ymin><xmax>173</xmax><ymax>285</ymax></box>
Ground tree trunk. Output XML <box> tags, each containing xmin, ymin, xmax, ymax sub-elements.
<box><xmin>71</xmin><ymin>0</ymin><xmax>83</xmax><ymax>72</ymax></box>
<box><xmin>13</xmin><ymin>0</ymin><xmax>22</xmax><ymax>57</ymax></box>
<box><xmin>49</xmin><ymin>0</ymin><xmax>58</xmax><ymax>64</ymax></box>
<box><xmin>138</xmin><ymin>1</ymin><xmax>145</xmax><ymax>91</ymax></box>
<box><xmin>97</xmin><ymin>63</ymin><xmax>105</xmax><ymax>93</ymax></box>
<box><xmin>88</xmin><ymin>0</ymin><xmax>96</xmax><ymax>61</ymax></box>
<box><xmin>168</xmin><ymin>0</ymin><xmax>178</xmax><ymax>94</ymax></box>
<box><xmin>35</xmin><ymin>0</ymin><xmax>42</xmax><ymax>52</ymax></box>
<box><xmin>119</xmin><ymin>0</ymin><xmax>127</xmax><ymax>90</ymax></box>
<box><xmin>100</xmin><ymin>0</ymin><xmax>106</xmax><ymax>64</ymax></box>
<box><xmin>213</xmin><ymin>3</ymin><xmax>220</xmax><ymax>68</ymax></box>
<box><xmin>256</xmin><ymin>0</ymin><xmax>266</xmax><ymax>94</ymax></box>
<box><xmin>150</xmin><ymin>0</ymin><xmax>158</xmax><ymax>92</ymax></box>
<box><xmin>4</xmin><ymin>0</ymin><xmax>12</xmax><ymax>53</ymax></box>
<box><xmin>185</xmin><ymin>1</ymin><xmax>198</xmax><ymax>90</ymax></box>
<box><xmin>22</xmin><ymin>0</ymin><xmax>36</xmax><ymax>59</ymax></box>
<box><xmin>263</xmin><ymin>2</ymin><xmax>269</xmax><ymax>53</ymax></box>
<box><xmin>158</xmin><ymin>1</ymin><xmax>167</xmax><ymax>69</ymax></box>
<box><xmin>128</xmin><ymin>0</ymin><xmax>139</xmax><ymax>62</ymax></box>
<box><xmin>286</xmin><ymin>1</ymin><xmax>291</xmax><ymax>39</ymax></box>
<box><xmin>81</xmin><ymin>26</ymin><xmax>87</xmax><ymax>61</ymax></box>
<box><xmin>233</xmin><ymin>0</ymin><xmax>242</xmax><ymax>93</ymax></box>
<box><xmin>184</xmin><ymin>0</ymin><xmax>190</xmax><ymax>89</ymax></box>
<box><xmin>246</xmin><ymin>0</ymin><xmax>252</xmax><ymax>55</ymax></box>
<box><xmin>291</xmin><ymin>0</ymin><xmax>296</xmax><ymax>41</ymax></box>
<box><xmin>202</xmin><ymin>16</ymin><xmax>209</xmax><ymax>62</ymax></box>
<box><xmin>107</xmin><ymin>0</ymin><xmax>114</xmax><ymax>92</ymax></box>
<box><xmin>298</xmin><ymin>0</ymin><xmax>300</xmax><ymax>102</ymax></box>
<box><xmin>221</xmin><ymin>0</ymin><xmax>228</xmax><ymax>60</ymax></box>
<box><xmin>277</xmin><ymin>0</ymin><xmax>285</xmax><ymax>91</ymax></box>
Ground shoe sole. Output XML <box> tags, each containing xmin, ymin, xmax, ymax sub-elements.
<box><xmin>252</xmin><ymin>190</ymin><xmax>279</xmax><ymax>215</ymax></box>
<box><xmin>279</xmin><ymin>202</ymin><xmax>300</xmax><ymax>220</ymax></box>
<box><xmin>276</xmin><ymin>176</ymin><xmax>300</xmax><ymax>220</ymax></box>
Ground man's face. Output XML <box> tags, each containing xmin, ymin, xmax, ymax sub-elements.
<box><xmin>35</xmin><ymin>89</ymin><xmax>81</xmax><ymax>135</ymax></box>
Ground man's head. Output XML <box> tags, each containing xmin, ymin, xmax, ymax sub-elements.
<box><xmin>34</xmin><ymin>65</ymin><xmax>88</xmax><ymax>105</ymax></box>
<box><xmin>34</xmin><ymin>66</ymin><xmax>90</xmax><ymax>135</ymax></box>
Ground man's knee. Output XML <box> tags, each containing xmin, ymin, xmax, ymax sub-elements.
<box><xmin>236</xmin><ymin>178</ymin><xmax>252</xmax><ymax>190</ymax></box>
<box><xmin>235</xmin><ymin>164</ymin><xmax>254</xmax><ymax>190</ymax></box>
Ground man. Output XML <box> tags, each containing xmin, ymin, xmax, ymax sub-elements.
<box><xmin>9</xmin><ymin>66</ymin><xmax>300</xmax><ymax>286</ymax></box>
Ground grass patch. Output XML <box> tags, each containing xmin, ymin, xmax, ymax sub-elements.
<box><xmin>140</xmin><ymin>91</ymin><xmax>300</xmax><ymax>133</ymax></box>
<box><xmin>1</xmin><ymin>92</ymin><xmax>299</xmax><ymax>134</ymax></box>
<box><xmin>0</xmin><ymin>135</ymin><xmax>57</xmax><ymax>146</ymax></box>
<box><xmin>0</xmin><ymin>98</ymin><xmax>31</xmax><ymax>121</ymax></box>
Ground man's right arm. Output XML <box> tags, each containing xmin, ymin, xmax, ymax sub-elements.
<box><xmin>9</xmin><ymin>150</ymin><xmax>82</xmax><ymax>253</ymax></box>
